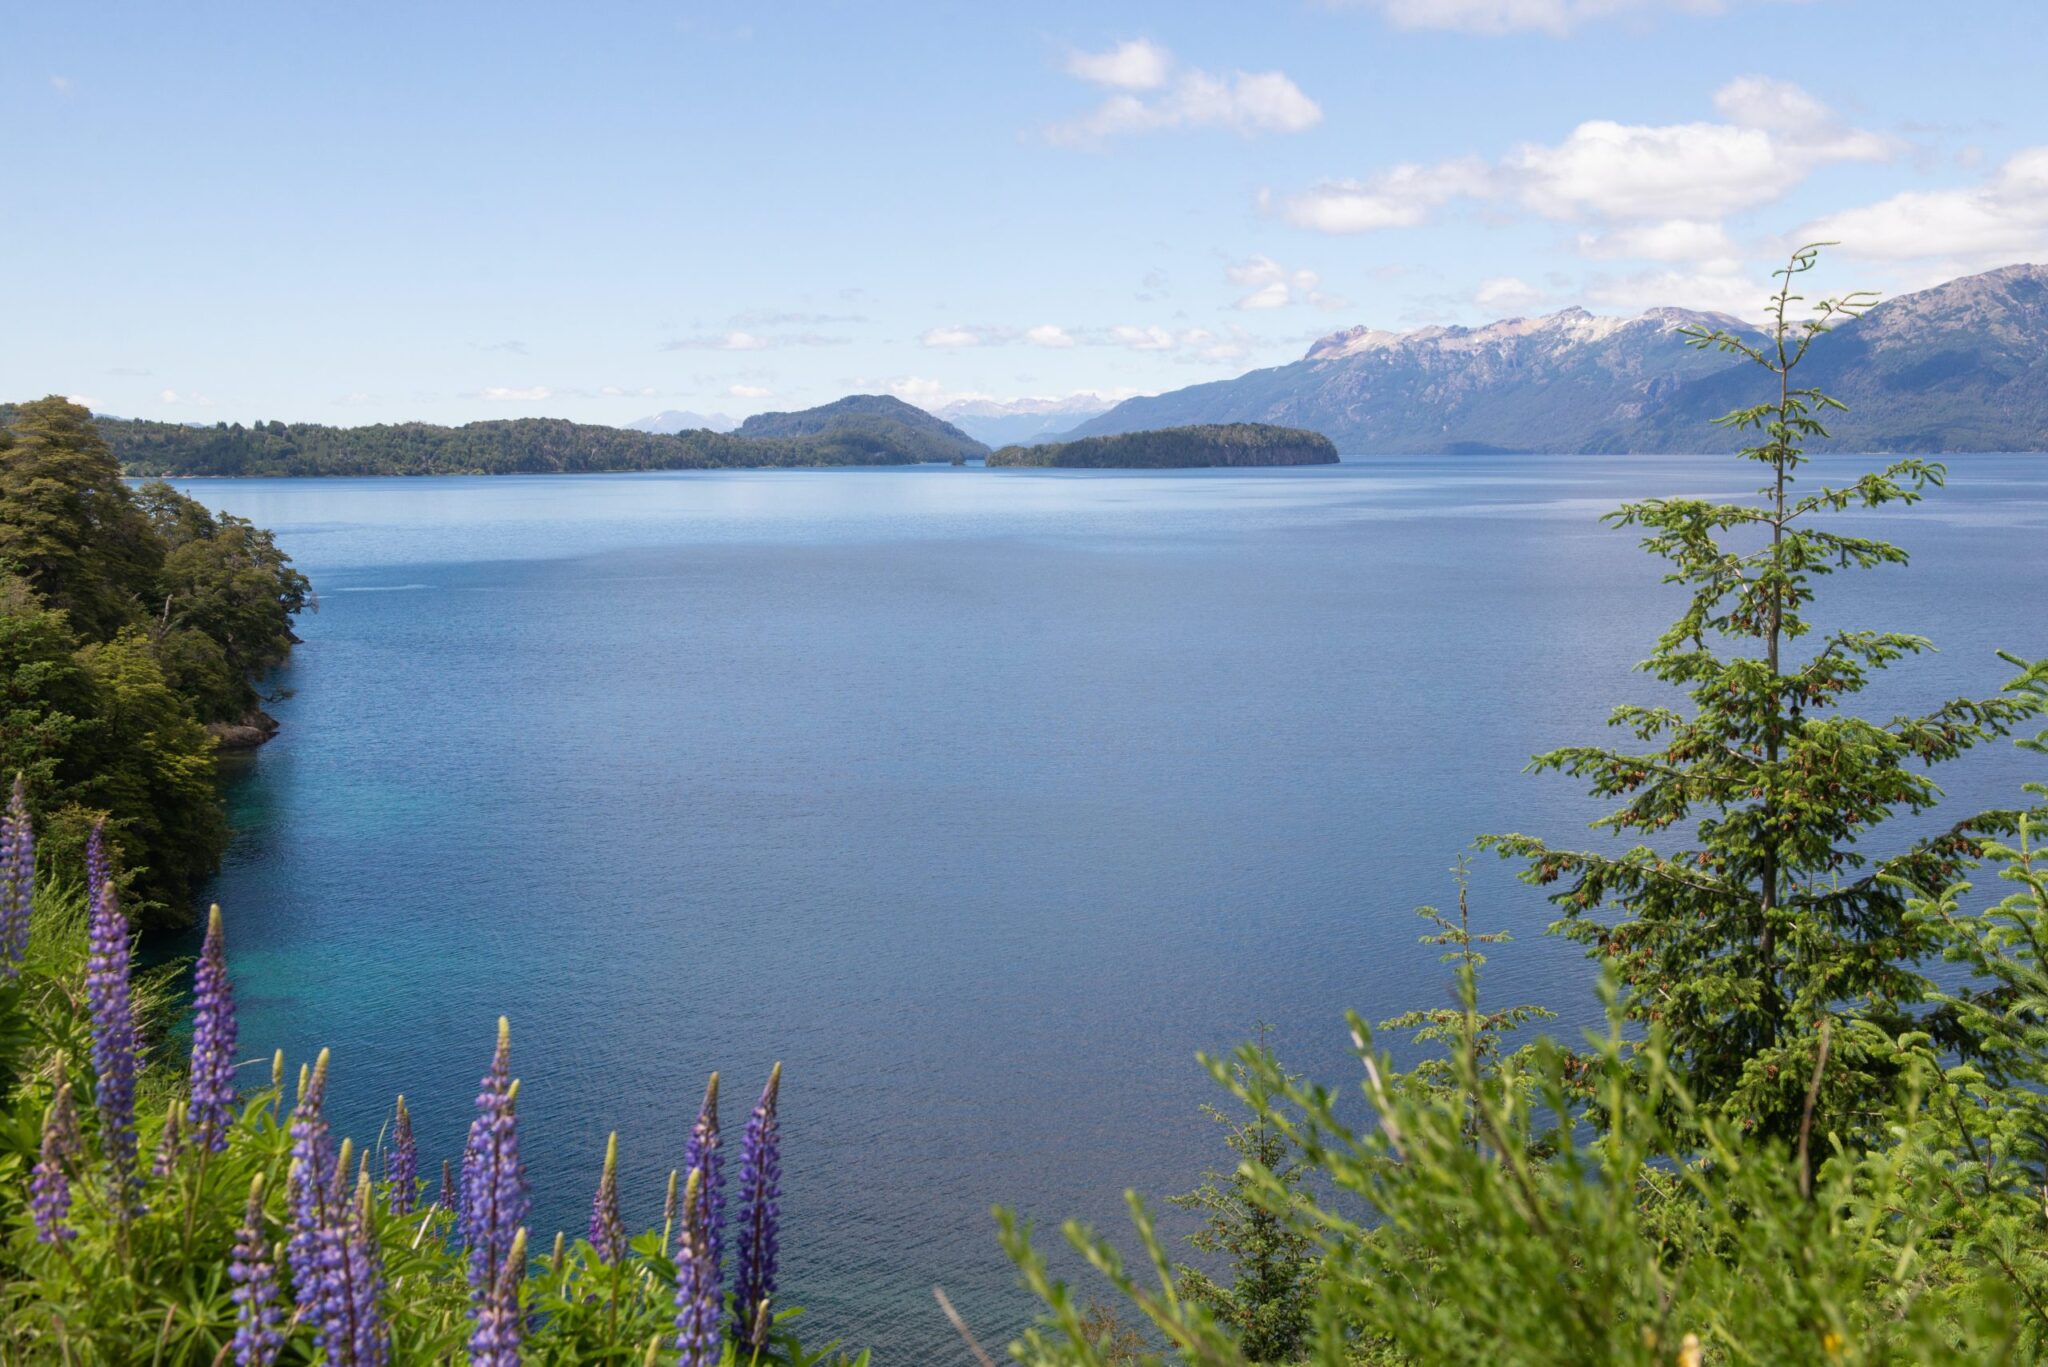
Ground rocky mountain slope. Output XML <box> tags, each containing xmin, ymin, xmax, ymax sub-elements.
<box><xmin>1072</xmin><ymin>264</ymin><xmax>2048</xmax><ymax>454</ymax></box>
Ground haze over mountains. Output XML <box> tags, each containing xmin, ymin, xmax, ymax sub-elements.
<box><xmin>1070</xmin><ymin>263</ymin><xmax>2048</xmax><ymax>454</ymax></box>
<box><xmin>934</xmin><ymin>394</ymin><xmax>1120</xmax><ymax>447</ymax></box>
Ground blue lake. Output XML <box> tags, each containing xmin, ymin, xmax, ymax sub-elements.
<box><xmin>170</xmin><ymin>454</ymin><xmax>2048</xmax><ymax>1361</ymax></box>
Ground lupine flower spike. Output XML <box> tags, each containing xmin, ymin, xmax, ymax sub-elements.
<box><xmin>674</xmin><ymin>1168</ymin><xmax>720</xmax><ymax>1367</ymax></box>
<box><xmin>84</xmin><ymin>824</ymin><xmax>140</xmax><ymax>1205</ymax></box>
<box><xmin>230</xmin><ymin>1173</ymin><xmax>284</xmax><ymax>1367</ymax></box>
<box><xmin>589</xmin><ymin>1131</ymin><xmax>625</xmax><ymax>1263</ymax></box>
<box><xmin>440</xmin><ymin>1158</ymin><xmax>455</xmax><ymax>1211</ymax></box>
<box><xmin>154</xmin><ymin>1098</ymin><xmax>184</xmax><ymax>1178</ymax></box>
<box><xmin>470</xmin><ymin>1226</ymin><xmax>528</xmax><ymax>1367</ymax></box>
<box><xmin>462</xmin><ymin>1018</ymin><xmax>529</xmax><ymax>1301</ymax></box>
<box><xmin>684</xmin><ymin>1072</ymin><xmax>724</xmax><ymax>1281</ymax></box>
<box><xmin>286</xmin><ymin>1050</ymin><xmax>338</xmax><ymax>1320</ymax></box>
<box><xmin>388</xmin><ymin>1096</ymin><xmax>419</xmax><ymax>1216</ymax></box>
<box><xmin>0</xmin><ymin>774</ymin><xmax>32</xmax><ymax>980</ymax></box>
<box><xmin>735</xmin><ymin>1062</ymin><xmax>782</xmax><ymax>1346</ymax></box>
<box><xmin>31</xmin><ymin>1082</ymin><xmax>80</xmax><ymax>1244</ymax></box>
<box><xmin>661</xmin><ymin>1168</ymin><xmax>679</xmax><ymax>1254</ymax></box>
<box><xmin>338</xmin><ymin>1169</ymin><xmax>392</xmax><ymax>1367</ymax></box>
<box><xmin>187</xmin><ymin>904</ymin><xmax>240</xmax><ymax>1150</ymax></box>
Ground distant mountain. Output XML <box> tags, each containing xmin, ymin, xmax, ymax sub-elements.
<box><xmin>735</xmin><ymin>393</ymin><xmax>988</xmax><ymax>463</ymax></box>
<box><xmin>988</xmin><ymin>423</ymin><xmax>1338</xmax><ymax>469</ymax></box>
<box><xmin>626</xmin><ymin>409</ymin><xmax>734</xmax><ymax>434</ymax></box>
<box><xmin>934</xmin><ymin>394</ymin><xmax>1121</xmax><ymax>447</ymax></box>
<box><xmin>1073</xmin><ymin>264</ymin><xmax>2048</xmax><ymax>454</ymax></box>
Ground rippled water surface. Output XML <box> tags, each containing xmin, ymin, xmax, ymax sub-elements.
<box><xmin>172</xmin><ymin>454</ymin><xmax>2048</xmax><ymax>1361</ymax></box>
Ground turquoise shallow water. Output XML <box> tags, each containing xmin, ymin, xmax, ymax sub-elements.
<box><xmin>170</xmin><ymin>454</ymin><xmax>2048</xmax><ymax>1361</ymax></box>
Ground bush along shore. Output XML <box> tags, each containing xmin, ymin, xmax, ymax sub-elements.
<box><xmin>993</xmin><ymin>250</ymin><xmax>2048</xmax><ymax>1364</ymax></box>
<box><xmin>0</xmin><ymin>791</ymin><xmax>859</xmax><ymax>1365</ymax></box>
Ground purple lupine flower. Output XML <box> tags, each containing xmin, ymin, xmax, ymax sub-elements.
<box><xmin>333</xmin><ymin>1169</ymin><xmax>392</xmax><ymax>1367</ymax></box>
<box><xmin>0</xmin><ymin>774</ymin><xmax>31</xmax><ymax>981</ymax></box>
<box><xmin>31</xmin><ymin>1082</ymin><xmax>79</xmax><ymax>1244</ymax></box>
<box><xmin>469</xmin><ymin>1226</ymin><xmax>528</xmax><ymax>1367</ymax></box>
<box><xmin>84</xmin><ymin>824</ymin><xmax>139</xmax><ymax>1204</ymax></box>
<box><xmin>733</xmin><ymin>1062</ymin><xmax>782</xmax><ymax>1345</ymax></box>
<box><xmin>153</xmin><ymin>1098</ymin><xmax>184</xmax><ymax>1178</ymax></box>
<box><xmin>386</xmin><ymin>1095</ymin><xmax>418</xmax><ymax>1216</ymax></box>
<box><xmin>683</xmin><ymin>1072</ymin><xmax>724</xmax><ymax>1281</ymax></box>
<box><xmin>588</xmin><ymin>1131</ymin><xmax>625</xmax><ymax>1263</ymax></box>
<box><xmin>461</xmin><ymin>1017</ymin><xmax>529</xmax><ymax>1295</ymax></box>
<box><xmin>439</xmin><ymin>1158</ymin><xmax>455</xmax><ymax>1211</ymax></box>
<box><xmin>231</xmin><ymin>1172</ymin><xmax>284</xmax><ymax>1367</ymax></box>
<box><xmin>187</xmin><ymin>903</ymin><xmax>239</xmax><ymax>1151</ymax></box>
<box><xmin>675</xmin><ymin>1168</ymin><xmax>721</xmax><ymax>1366</ymax></box>
<box><xmin>287</xmin><ymin>1051</ymin><xmax>339</xmax><ymax>1322</ymax></box>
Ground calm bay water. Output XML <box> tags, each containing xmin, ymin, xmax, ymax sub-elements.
<box><xmin>171</xmin><ymin>455</ymin><xmax>2047</xmax><ymax>1361</ymax></box>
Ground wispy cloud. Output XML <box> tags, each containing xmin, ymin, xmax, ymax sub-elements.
<box><xmin>1226</xmin><ymin>255</ymin><xmax>1342</xmax><ymax>309</ymax></box>
<box><xmin>1801</xmin><ymin>145</ymin><xmax>2048</xmax><ymax>268</ymax></box>
<box><xmin>1339</xmin><ymin>0</ymin><xmax>1795</xmax><ymax>38</ymax></box>
<box><xmin>1047</xmin><ymin>40</ymin><xmax>1321</xmax><ymax>146</ymax></box>
<box><xmin>660</xmin><ymin>330</ymin><xmax>848</xmax><ymax>351</ymax></box>
<box><xmin>728</xmin><ymin>383</ymin><xmax>773</xmax><ymax>399</ymax></box>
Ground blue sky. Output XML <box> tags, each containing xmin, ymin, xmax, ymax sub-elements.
<box><xmin>7</xmin><ymin>0</ymin><xmax>2046</xmax><ymax>425</ymax></box>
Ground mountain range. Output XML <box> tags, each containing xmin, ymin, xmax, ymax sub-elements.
<box><xmin>1070</xmin><ymin>264</ymin><xmax>2048</xmax><ymax>454</ymax></box>
<box><xmin>625</xmin><ymin>409</ymin><xmax>735</xmax><ymax>434</ymax></box>
<box><xmin>934</xmin><ymin>394</ymin><xmax>1121</xmax><ymax>447</ymax></box>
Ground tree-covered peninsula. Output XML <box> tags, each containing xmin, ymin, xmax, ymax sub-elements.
<box><xmin>6</xmin><ymin>394</ymin><xmax>987</xmax><ymax>478</ymax></box>
<box><xmin>986</xmin><ymin>422</ymin><xmax>1338</xmax><ymax>468</ymax></box>
<box><xmin>0</xmin><ymin>397</ymin><xmax>308</xmax><ymax>924</ymax></box>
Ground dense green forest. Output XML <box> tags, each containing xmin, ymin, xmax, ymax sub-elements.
<box><xmin>987</xmin><ymin>423</ymin><xmax>1338</xmax><ymax>468</ymax></box>
<box><xmin>0</xmin><ymin>393</ymin><xmax>990</xmax><ymax>479</ymax></box>
<box><xmin>0</xmin><ymin>396</ymin><xmax>307</xmax><ymax>924</ymax></box>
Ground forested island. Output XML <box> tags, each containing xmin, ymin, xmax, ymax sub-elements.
<box><xmin>5</xmin><ymin>393</ymin><xmax>988</xmax><ymax>478</ymax></box>
<box><xmin>985</xmin><ymin>422</ymin><xmax>1339</xmax><ymax>468</ymax></box>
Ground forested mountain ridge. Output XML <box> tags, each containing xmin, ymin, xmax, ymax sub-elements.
<box><xmin>9</xmin><ymin>393</ymin><xmax>987</xmax><ymax>477</ymax></box>
<box><xmin>1070</xmin><ymin>263</ymin><xmax>2048</xmax><ymax>453</ymax></box>
<box><xmin>733</xmin><ymin>393</ymin><xmax>987</xmax><ymax>462</ymax></box>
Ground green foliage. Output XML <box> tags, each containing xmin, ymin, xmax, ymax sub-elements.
<box><xmin>1</xmin><ymin>398</ymin><xmax>310</xmax><ymax>922</ymax></box>
<box><xmin>1481</xmin><ymin>246</ymin><xmax>2039</xmax><ymax>1142</ymax></box>
<box><xmin>0</xmin><ymin>887</ymin><xmax>864</xmax><ymax>1365</ymax></box>
<box><xmin>1165</xmin><ymin>1030</ymin><xmax>1319</xmax><ymax>1363</ymax></box>
<box><xmin>986</xmin><ymin>424</ymin><xmax>1337</xmax><ymax>469</ymax></box>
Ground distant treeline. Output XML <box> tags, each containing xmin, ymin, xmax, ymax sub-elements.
<box><xmin>987</xmin><ymin>422</ymin><xmax>1339</xmax><ymax>468</ymax></box>
<box><xmin>6</xmin><ymin>402</ymin><xmax>985</xmax><ymax>478</ymax></box>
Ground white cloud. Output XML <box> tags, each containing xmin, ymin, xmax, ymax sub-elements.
<box><xmin>1065</xmin><ymin>39</ymin><xmax>1170</xmax><ymax>91</ymax></box>
<box><xmin>1575</xmin><ymin>218</ymin><xmax>1737</xmax><ymax>263</ymax></box>
<box><xmin>1273</xmin><ymin>160</ymin><xmax>1492</xmax><ymax>232</ymax></box>
<box><xmin>50</xmin><ymin>75</ymin><xmax>72</xmax><ymax>95</ymax></box>
<box><xmin>728</xmin><ymin>384</ymin><xmax>773</xmax><ymax>399</ymax></box>
<box><xmin>65</xmin><ymin>393</ymin><xmax>96</xmax><ymax>409</ymax></box>
<box><xmin>156</xmin><ymin>388</ymin><xmax>214</xmax><ymax>406</ymax></box>
<box><xmin>1801</xmin><ymin>146</ymin><xmax>2048</xmax><ymax>266</ymax></box>
<box><xmin>1025</xmin><ymin>324</ymin><xmax>1076</xmax><ymax>348</ymax></box>
<box><xmin>1277</xmin><ymin>78</ymin><xmax>1888</xmax><ymax>232</ymax></box>
<box><xmin>1474</xmin><ymin>276</ymin><xmax>1547</xmax><ymax>310</ymax></box>
<box><xmin>1349</xmin><ymin>0</ymin><xmax>1779</xmax><ymax>38</ymax></box>
<box><xmin>481</xmin><ymin>386</ymin><xmax>553</xmax><ymax>401</ymax></box>
<box><xmin>920</xmin><ymin>325</ymin><xmax>986</xmax><ymax>348</ymax></box>
<box><xmin>1226</xmin><ymin>254</ymin><xmax>1338</xmax><ymax>309</ymax></box>
<box><xmin>1047</xmin><ymin>44</ymin><xmax>1321</xmax><ymax>145</ymax></box>
<box><xmin>600</xmin><ymin>385</ymin><xmax>657</xmax><ymax>398</ymax></box>
<box><xmin>1110</xmin><ymin>324</ymin><xmax>1180</xmax><ymax>351</ymax></box>
<box><xmin>1584</xmin><ymin>264</ymin><xmax>1767</xmax><ymax>318</ymax></box>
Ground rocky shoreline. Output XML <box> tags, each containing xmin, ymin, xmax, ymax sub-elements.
<box><xmin>207</xmin><ymin>708</ymin><xmax>280</xmax><ymax>750</ymax></box>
